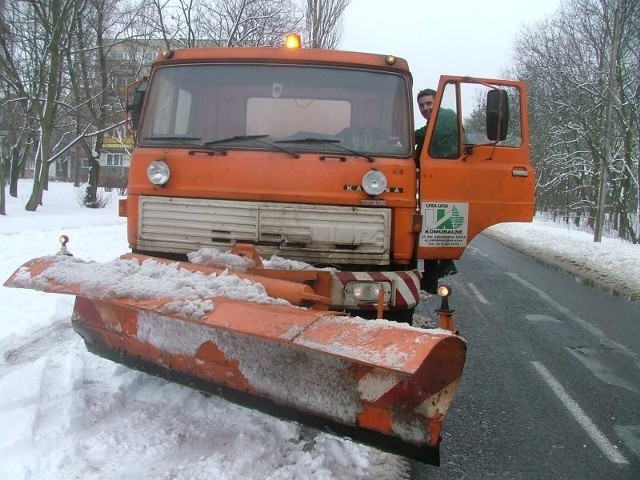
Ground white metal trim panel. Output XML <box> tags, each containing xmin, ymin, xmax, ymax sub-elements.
<box><xmin>137</xmin><ymin>196</ymin><xmax>391</xmax><ymax>264</ymax></box>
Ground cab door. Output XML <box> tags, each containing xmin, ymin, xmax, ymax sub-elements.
<box><xmin>417</xmin><ymin>76</ymin><xmax>535</xmax><ymax>260</ymax></box>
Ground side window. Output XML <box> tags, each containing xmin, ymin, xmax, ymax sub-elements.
<box><xmin>143</xmin><ymin>70</ymin><xmax>195</xmax><ymax>137</ymax></box>
<box><xmin>428</xmin><ymin>83</ymin><xmax>460</xmax><ymax>158</ymax></box>
<box><xmin>460</xmin><ymin>83</ymin><xmax>523</xmax><ymax>147</ymax></box>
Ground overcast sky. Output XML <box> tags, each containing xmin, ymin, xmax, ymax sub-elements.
<box><xmin>340</xmin><ymin>0</ymin><xmax>562</xmax><ymax>112</ymax></box>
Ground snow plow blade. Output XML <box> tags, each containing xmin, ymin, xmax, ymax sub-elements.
<box><xmin>4</xmin><ymin>254</ymin><xmax>466</xmax><ymax>465</ymax></box>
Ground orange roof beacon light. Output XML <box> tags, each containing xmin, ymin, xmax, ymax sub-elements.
<box><xmin>284</xmin><ymin>33</ymin><xmax>302</xmax><ymax>49</ymax></box>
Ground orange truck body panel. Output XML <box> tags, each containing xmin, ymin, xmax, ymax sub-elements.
<box><xmin>125</xmin><ymin>148</ymin><xmax>419</xmax><ymax>262</ymax></box>
<box><xmin>417</xmin><ymin>76</ymin><xmax>535</xmax><ymax>260</ymax></box>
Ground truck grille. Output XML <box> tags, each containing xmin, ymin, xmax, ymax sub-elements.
<box><xmin>137</xmin><ymin>196</ymin><xmax>391</xmax><ymax>264</ymax></box>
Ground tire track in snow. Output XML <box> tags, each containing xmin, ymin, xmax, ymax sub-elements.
<box><xmin>30</xmin><ymin>343</ymin><xmax>84</xmax><ymax>449</ymax></box>
<box><xmin>1</xmin><ymin>318</ymin><xmax>75</xmax><ymax>375</ymax></box>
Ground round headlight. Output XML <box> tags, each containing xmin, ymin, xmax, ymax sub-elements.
<box><xmin>362</xmin><ymin>170</ymin><xmax>388</xmax><ymax>196</ymax></box>
<box><xmin>147</xmin><ymin>160</ymin><xmax>170</xmax><ymax>186</ymax></box>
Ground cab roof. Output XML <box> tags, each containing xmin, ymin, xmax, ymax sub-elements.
<box><xmin>153</xmin><ymin>46</ymin><xmax>411</xmax><ymax>76</ymax></box>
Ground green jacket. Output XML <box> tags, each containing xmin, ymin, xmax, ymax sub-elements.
<box><xmin>415</xmin><ymin>108</ymin><xmax>459</xmax><ymax>160</ymax></box>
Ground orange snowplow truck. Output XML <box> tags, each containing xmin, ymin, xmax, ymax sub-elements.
<box><xmin>4</xmin><ymin>36</ymin><xmax>534</xmax><ymax>466</ymax></box>
<box><xmin>123</xmin><ymin>42</ymin><xmax>534</xmax><ymax>321</ymax></box>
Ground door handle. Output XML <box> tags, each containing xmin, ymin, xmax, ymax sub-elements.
<box><xmin>512</xmin><ymin>167</ymin><xmax>529</xmax><ymax>177</ymax></box>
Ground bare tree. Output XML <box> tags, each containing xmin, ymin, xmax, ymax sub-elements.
<box><xmin>304</xmin><ymin>0</ymin><xmax>349</xmax><ymax>49</ymax></box>
<box><xmin>207</xmin><ymin>0</ymin><xmax>303</xmax><ymax>47</ymax></box>
<box><xmin>29</xmin><ymin>0</ymin><xmax>82</xmax><ymax>211</ymax></box>
<box><xmin>146</xmin><ymin>0</ymin><xmax>193</xmax><ymax>48</ymax></box>
<box><xmin>64</xmin><ymin>0</ymin><xmax>144</xmax><ymax>206</ymax></box>
<box><xmin>0</xmin><ymin>0</ymin><xmax>351</xmax><ymax>215</ymax></box>
<box><xmin>513</xmin><ymin>0</ymin><xmax>639</xmax><ymax>242</ymax></box>
<box><xmin>0</xmin><ymin>0</ymin><xmax>150</xmax><ymax>211</ymax></box>
<box><xmin>146</xmin><ymin>0</ymin><xmax>302</xmax><ymax>48</ymax></box>
<box><xmin>0</xmin><ymin>0</ymin><xmax>87</xmax><ymax>211</ymax></box>
<box><xmin>0</xmin><ymin>1</ymin><xmax>50</xmax><ymax>202</ymax></box>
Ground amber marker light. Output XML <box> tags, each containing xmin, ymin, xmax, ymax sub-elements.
<box><xmin>437</xmin><ymin>284</ymin><xmax>451</xmax><ymax>298</ymax></box>
<box><xmin>436</xmin><ymin>284</ymin><xmax>458</xmax><ymax>333</ymax></box>
<box><xmin>57</xmin><ymin>235</ymin><xmax>73</xmax><ymax>256</ymax></box>
<box><xmin>118</xmin><ymin>198</ymin><xmax>127</xmax><ymax>217</ymax></box>
<box><xmin>284</xmin><ymin>33</ymin><xmax>302</xmax><ymax>48</ymax></box>
<box><xmin>160</xmin><ymin>48</ymin><xmax>174</xmax><ymax>59</ymax></box>
<box><xmin>412</xmin><ymin>213</ymin><xmax>423</xmax><ymax>233</ymax></box>
<box><xmin>437</xmin><ymin>284</ymin><xmax>452</xmax><ymax>312</ymax></box>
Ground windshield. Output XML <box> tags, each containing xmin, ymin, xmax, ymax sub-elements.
<box><xmin>138</xmin><ymin>64</ymin><xmax>412</xmax><ymax>157</ymax></box>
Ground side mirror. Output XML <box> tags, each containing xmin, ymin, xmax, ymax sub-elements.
<box><xmin>486</xmin><ymin>89</ymin><xmax>509</xmax><ymax>141</ymax></box>
<box><xmin>125</xmin><ymin>78</ymin><xmax>148</xmax><ymax>132</ymax></box>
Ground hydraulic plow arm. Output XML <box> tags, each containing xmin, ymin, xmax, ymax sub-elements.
<box><xmin>4</xmin><ymin>254</ymin><xmax>466</xmax><ymax>465</ymax></box>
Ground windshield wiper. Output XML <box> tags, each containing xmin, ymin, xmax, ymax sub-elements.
<box><xmin>275</xmin><ymin>137</ymin><xmax>374</xmax><ymax>162</ymax></box>
<box><xmin>141</xmin><ymin>135</ymin><xmax>227</xmax><ymax>154</ymax></box>
<box><xmin>206</xmin><ymin>135</ymin><xmax>299</xmax><ymax>158</ymax></box>
<box><xmin>204</xmin><ymin>135</ymin><xmax>269</xmax><ymax>145</ymax></box>
<box><xmin>143</xmin><ymin>135</ymin><xmax>202</xmax><ymax>141</ymax></box>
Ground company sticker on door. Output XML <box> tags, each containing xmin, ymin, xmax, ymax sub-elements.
<box><xmin>419</xmin><ymin>202</ymin><xmax>469</xmax><ymax>247</ymax></box>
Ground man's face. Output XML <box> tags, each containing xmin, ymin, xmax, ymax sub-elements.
<box><xmin>418</xmin><ymin>94</ymin><xmax>435</xmax><ymax>121</ymax></box>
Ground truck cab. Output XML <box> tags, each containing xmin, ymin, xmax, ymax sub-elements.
<box><xmin>123</xmin><ymin>41</ymin><xmax>534</xmax><ymax>322</ymax></box>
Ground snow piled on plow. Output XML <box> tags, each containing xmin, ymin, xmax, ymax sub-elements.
<box><xmin>12</xmin><ymin>254</ymin><xmax>292</xmax><ymax>319</ymax></box>
<box><xmin>135</xmin><ymin>310</ymin><xmax>454</xmax><ymax>447</ymax></box>
<box><xmin>138</xmin><ymin>312</ymin><xmax>363</xmax><ymax>425</ymax></box>
<box><xmin>300</xmin><ymin>315</ymin><xmax>455</xmax><ymax>369</ymax></box>
<box><xmin>189</xmin><ymin>246</ymin><xmax>337</xmax><ymax>272</ymax></box>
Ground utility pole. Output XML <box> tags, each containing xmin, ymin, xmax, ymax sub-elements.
<box><xmin>594</xmin><ymin>6</ymin><xmax>621</xmax><ymax>242</ymax></box>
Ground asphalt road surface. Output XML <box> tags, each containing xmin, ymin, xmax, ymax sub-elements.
<box><xmin>411</xmin><ymin>234</ymin><xmax>640</xmax><ymax>479</ymax></box>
